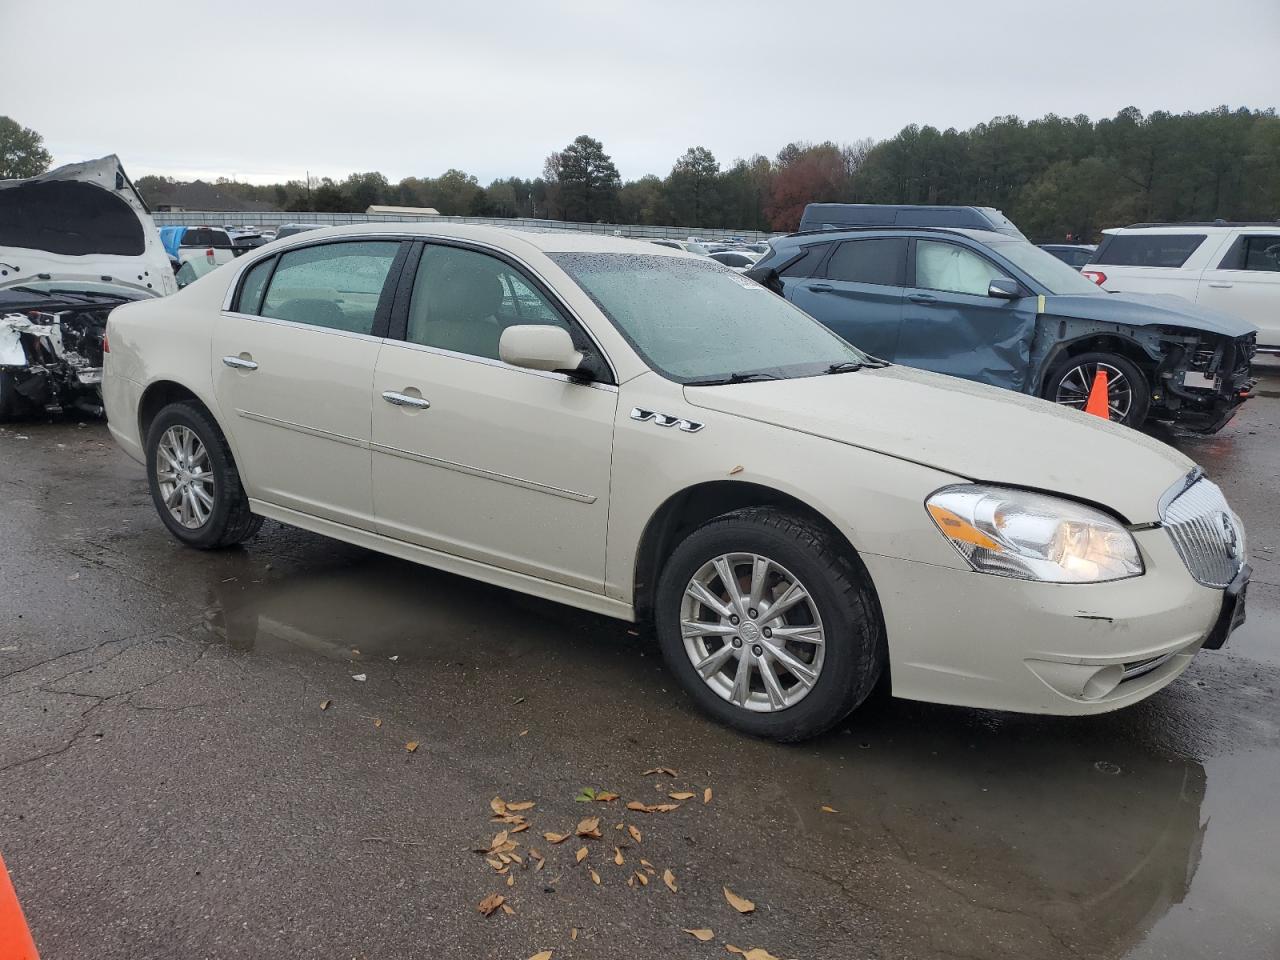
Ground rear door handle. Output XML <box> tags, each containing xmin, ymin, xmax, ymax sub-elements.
<box><xmin>806</xmin><ymin>283</ymin><xmax>834</xmax><ymax>293</ymax></box>
<box><xmin>1207</xmin><ymin>282</ymin><xmax>1233</xmax><ymax>288</ymax></box>
<box><xmin>222</xmin><ymin>355</ymin><xmax>258</xmax><ymax>370</ymax></box>
<box><xmin>907</xmin><ymin>293</ymin><xmax>937</xmax><ymax>304</ymax></box>
<box><xmin>382</xmin><ymin>390</ymin><xmax>430</xmax><ymax>409</ymax></box>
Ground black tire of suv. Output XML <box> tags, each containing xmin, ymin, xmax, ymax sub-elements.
<box><xmin>145</xmin><ymin>401</ymin><xmax>262</xmax><ymax>549</ymax></box>
<box><xmin>1043</xmin><ymin>351</ymin><xmax>1151</xmax><ymax>428</ymax></box>
<box><xmin>0</xmin><ymin>371</ymin><xmax>26</xmax><ymax>421</ymax></box>
<box><xmin>654</xmin><ymin>508</ymin><xmax>886</xmax><ymax>742</ymax></box>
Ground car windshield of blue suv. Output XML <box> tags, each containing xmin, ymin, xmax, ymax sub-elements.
<box><xmin>986</xmin><ymin>238</ymin><xmax>1106</xmax><ymax>296</ymax></box>
<box><xmin>551</xmin><ymin>252</ymin><xmax>872</xmax><ymax>384</ymax></box>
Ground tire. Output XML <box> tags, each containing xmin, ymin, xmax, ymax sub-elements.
<box><xmin>0</xmin><ymin>371</ymin><xmax>23</xmax><ymax>421</ymax></box>
<box><xmin>145</xmin><ymin>401</ymin><xmax>262</xmax><ymax>549</ymax></box>
<box><xmin>1043</xmin><ymin>351</ymin><xmax>1150</xmax><ymax>428</ymax></box>
<box><xmin>654</xmin><ymin>508</ymin><xmax>885</xmax><ymax>742</ymax></box>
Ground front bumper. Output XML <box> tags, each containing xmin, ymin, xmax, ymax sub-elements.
<box><xmin>865</xmin><ymin>527</ymin><xmax>1224</xmax><ymax>715</ymax></box>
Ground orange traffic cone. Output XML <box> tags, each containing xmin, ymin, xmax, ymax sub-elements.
<box><xmin>0</xmin><ymin>853</ymin><xmax>39</xmax><ymax>960</ymax></box>
<box><xmin>1084</xmin><ymin>367</ymin><xmax>1110</xmax><ymax>420</ymax></box>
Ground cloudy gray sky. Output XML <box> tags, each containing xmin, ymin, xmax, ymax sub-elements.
<box><xmin>6</xmin><ymin>0</ymin><xmax>1279</xmax><ymax>185</ymax></box>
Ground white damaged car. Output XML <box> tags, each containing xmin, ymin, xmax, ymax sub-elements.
<box><xmin>101</xmin><ymin>225</ymin><xmax>1250</xmax><ymax>740</ymax></box>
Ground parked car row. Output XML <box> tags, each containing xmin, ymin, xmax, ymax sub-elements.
<box><xmin>100</xmin><ymin>222</ymin><xmax>1251</xmax><ymax>741</ymax></box>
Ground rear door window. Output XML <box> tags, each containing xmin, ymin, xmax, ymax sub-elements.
<box><xmin>824</xmin><ymin>238</ymin><xmax>906</xmax><ymax>286</ymax></box>
<box><xmin>1093</xmin><ymin>233</ymin><xmax>1206</xmax><ymax>268</ymax></box>
<box><xmin>259</xmin><ymin>240</ymin><xmax>400</xmax><ymax>335</ymax></box>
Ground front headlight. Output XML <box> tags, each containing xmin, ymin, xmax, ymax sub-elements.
<box><xmin>926</xmin><ymin>485</ymin><xmax>1143</xmax><ymax>583</ymax></box>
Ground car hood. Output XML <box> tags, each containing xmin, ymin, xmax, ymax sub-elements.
<box><xmin>684</xmin><ymin>365</ymin><xmax>1193</xmax><ymax>523</ymax></box>
<box><xmin>1045</xmin><ymin>291</ymin><xmax>1256</xmax><ymax>338</ymax></box>
<box><xmin>0</xmin><ymin>155</ymin><xmax>174</xmax><ymax>299</ymax></box>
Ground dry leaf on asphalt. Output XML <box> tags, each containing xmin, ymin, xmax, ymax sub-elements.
<box><xmin>528</xmin><ymin>952</ymin><xmax>553</xmax><ymax>960</ymax></box>
<box><xmin>641</xmin><ymin>767</ymin><xmax>678</xmax><ymax>777</ymax></box>
<box><xmin>626</xmin><ymin>801</ymin><xmax>680</xmax><ymax>814</ymax></box>
<box><xmin>405</xmin><ymin>741</ymin><xmax>419</xmax><ymax>753</ymax></box>
<box><xmin>589</xmin><ymin>868</ymin><xmax>601</xmax><ymax>885</ymax></box>
<box><xmin>319</xmin><ymin>699</ymin><xmax>331</xmax><ymax>710</ymax></box>
<box><xmin>640</xmin><ymin>858</ymin><xmax>656</xmax><ymax>873</ymax></box>
<box><xmin>727</xmin><ymin>949</ymin><xmax>780</xmax><ymax>960</ymax></box>
<box><xmin>490</xmin><ymin>797</ymin><xmax>508</xmax><ymax>816</ymax></box>
<box><xmin>507</xmin><ymin>801</ymin><xmax>535</xmax><ymax>812</ymax></box>
<box><xmin>576</xmin><ymin>817</ymin><xmax>602</xmax><ymax>838</ymax></box>
<box><xmin>628</xmin><ymin>874</ymin><xmax>636</xmax><ymax>888</ymax></box>
<box><xmin>594</xmin><ymin>791</ymin><xmax>619</xmax><ymax>802</ymax></box>
<box><xmin>704</xmin><ymin>787</ymin><xmax>713</xmax><ymax>804</ymax></box>
<box><xmin>669</xmin><ymin>791</ymin><xmax>696</xmax><ymax>801</ymax></box>
<box><xmin>682</xmin><ymin>928</ymin><xmax>715</xmax><ymax>942</ymax></box>
<box><xmin>477</xmin><ymin>893</ymin><xmax>505</xmax><ymax>916</ymax></box>
<box><xmin>627</xmin><ymin>825</ymin><xmax>642</xmax><ymax>844</ymax></box>
<box><xmin>373</xmin><ymin>718</ymin><xmax>383</xmax><ymax>728</ymax></box>
<box><xmin>543</xmin><ymin>831</ymin><xmax>569</xmax><ymax>844</ymax></box>
<box><xmin>663</xmin><ymin>868</ymin><xmax>677</xmax><ymax>893</ymax></box>
<box><xmin>634</xmin><ymin>871</ymin><xmax>649</xmax><ymax>886</ymax></box>
<box><xmin>614</xmin><ymin>847</ymin><xmax>625</xmax><ymax>866</ymax></box>
<box><xmin>821</xmin><ymin>805</ymin><xmax>838</xmax><ymax>814</ymax></box>
<box><xmin>724</xmin><ymin>887</ymin><xmax>756</xmax><ymax>913</ymax></box>
<box><xmin>489</xmin><ymin>831</ymin><xmax>509</xmax><ymax>851</ymax></box>
<box><xmin>575</xmin><ymin>846</ymin><xmax>589</xmax><ymax>864</ymax></box>
<box><xmin>485</xmin><ymin>858</ymin><xmax>503</xmax><ymax>870</ymax></box>
<box><xmin>571</xmin><ymin>927</ymin><xmax>579</xmax><ymax>941</ymax></box>
<box><xmin>351</xmin><ymin>673</ymin><xmax>367</xmax><ymax>682</ymax></box>
<box><xmin>501</xmin><ymin>903</ymin><xmax>515</xmax><ymax>916</ymax></box>
<box><xmin>506</xmin><ymin>873</ymin><xmax>514</xmax><ymax>887</ymax></box>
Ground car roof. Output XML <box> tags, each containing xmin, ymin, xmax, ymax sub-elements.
<box><xmin>777</xmin><ymin>225</ymin><xmax>1013</xmax><ymax>246</ymax></box>
<box><xmin>1104</xmin><ymin>223</ymin><xmax>1280</xmax><ymax>235</ymax></box>
<box><xmin>266</xmin><ymin>222</ymin><xmax>692</xmax><ymax>257</ymax></box>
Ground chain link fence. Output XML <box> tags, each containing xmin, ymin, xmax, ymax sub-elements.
<box><xmin>151</xmin><ymin>210</ymin><xmax>779</xmax><ymax>242</ymax></box>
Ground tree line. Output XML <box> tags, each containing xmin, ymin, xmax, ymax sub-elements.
<box><xmin>5</xmin><ymin>107</ymin><xmax>1277</xmax><ymax>241</ymax></box>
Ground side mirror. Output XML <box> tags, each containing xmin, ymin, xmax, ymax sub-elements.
<box><xmin>499</xmin><ymin>324</ymin><xmax>583</xmax><ymax>374</ymax></box>
<box><xmin>987</xmin><ymin>277</ymin><xmax>1021</xmax><ymax>299</ymax></box>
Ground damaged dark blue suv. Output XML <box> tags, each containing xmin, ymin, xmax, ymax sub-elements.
<box><xmin>748</xmin><ymin>227</ymin><xmax>1258</xmax><ymax>431</ymax></box>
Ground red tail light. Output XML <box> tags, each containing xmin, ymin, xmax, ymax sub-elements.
<box><xmin>205</xmin><ymin>248</ymin><xmax>216</xmax><ymax>263</ymax></box>
<box><xmin>102</xmin><ymin>333</ymin><xmax>109</xmax><ymax>353</ymax></box>
<box><xmin>1082</xmin><ymin>269</ymin><xmax>1107</xmax><ymax>286</ymax></box>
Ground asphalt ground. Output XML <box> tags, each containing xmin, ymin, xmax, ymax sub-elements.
<box><xmin>2</xmin><ymin>361</ymin><xmax>1277</xmax><ymax>960</ymax></box>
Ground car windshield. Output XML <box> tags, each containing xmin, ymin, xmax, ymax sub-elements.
<box><xmin>550</xmin><ymin>252</ymin><xmax>869</xmax><ymax>383</ymax></box>
<box><xmin>986</xmin><ymin>239</ymin><xmax>1104</xmax><ymax>295</ymax></box>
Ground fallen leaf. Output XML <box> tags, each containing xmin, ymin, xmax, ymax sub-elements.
<box><xmin>570</xmin><ymin>928</ymin><xmax>579</xmax><ymax>941</ymax></box>
<box><xmin>613</xmin><ymin>847</ymin><xmax>625</xmax><ymax>866</ymax></box>
<box><xmin>683</xmin><ymin>928</ymin><xmax>715</xmax><ymax>942</ymax></box>
<box><xmin>640</xmin><ymin>858</ymin><xmax>655</xmax><ymax>872</ymax></box>
<box><xmin>669</xmin><ymin>791</ymin><xmax>696</xmax><ymax>801</ymax></box>
<box><xmin>485</xmin><ymin>858</ymin><xmax>503</xmax><ymax>870</ymax></box>
<box><xmin>489</xmin><ymin>831</ymin><xmax>509</xmax><ymax>850</ymax></box>
<box><xmin>373</xmin><ymin>718</ymin><xmax>383</xmax><ymax>728</ymax></box>
<box><xmin>589</xmin><ymin>868</ymin><xmax>601</xmax><ymax>885</ymax></box>
<box><xmin>627</xmin><ymin>825</ymin><xmax>642</xmax><ymax>844</ymax></box>
<box><xmin>575</xmin><ymin>846</ymin><xmax>589</xmax><ymax>864</ymax></box>
<box><xmin>652</xmin><ymin>803</ymin><xmax>681</xmax><ymax>813</ymax></box>
<box><xmin>509</xmin><ymin>854</ymin><xmax>523</xmax><ymax>865</ymax></box>
<box><xmin>351</xmin><ymin>673</ymin><xmax>367</xmax><ymax>682</ymax></box>
<box><xmin>575</xmin><ymin>787</ymin><xmax>597</xmax><ymax>802</ymax></box>
<box><xmin>528</xmin><ymin>952</ymin><xmax>553</xmax><ymax>960</ymax></box>
<box><xmin>490</xmin><ymin>797</ymin><xmax>508</xmax><ymax>816</ymax></box>
<box><xmin>497</xmin><ymin>853</ymin><xmax>511</xmax><ymax>865</ymax></box>
<box><xmin>319</xmin><ymin>699</ymin><xmax>331</xmax><ymax>710</ymax></box>
<box><xmin>628</xmin><ymin>874</ymin><xmax>636</xmax><ymax>887</ymax></box>
<box><xmin>724</xmin><ymin>887</ymin><xmax>756</xmax><ymax>913</ymax></box>
<box><xmin>405</xmin><ymin>741</ymin><xmax>419</xmax><ymax>753</ymax></box>
<box><xmin>663</xmin><ymin>868</ymin><xmax>677</xmax><ymax>893</ymax></box>
<box><xmin>626</xmin><ymin>801</ymin><xmax>649</xmax><ymax>812</ymax></box>
<box><xmin>501</xmin><ymin>903</ymin><xmax>515</xmax><ymax>916</ymax></box>
<box><xmin>704</xmin><ymin>787</ymin><xmax>713</xmax><ymax>804</ymax></box>
<box><xmin>634</xmin><ymin>870</ymin><xmax>649</xmax><ymax>886</ymax></box>
<box><xmin>594</xmin><ymin>791</ymin><xmax>619</xmax><ymax>802</ymax></box>
<box><xmin>543</xmin><ymin>831</ymin><xmax>570</xmax><ymax>844</ymax></box>
<box><xmin>506</xmin><ymin>801</ymin><xmax>535</xmax><ymax>812</ymax></box>
<box><xmin>641</xmin><ymin>767</ymin><xmax>677</xmax><ymax>777</ymax></box>
<box><xmin>506</xmin><ymin>873</ymin><xmax>514</xmax><ymax>887</ymax></box>
<box><xmin>519</xmin><ymin>729</ymin><xmax>529</xmax><ymax>736</ymax></box>
<box><xmin>820</xmin><ymin>805</ymin><xmax>838</xmax><ymax>814</ymax></box>
<box><xmin>576</xmin><ymin>817</ymin><xmax>601</xmax><ymax>838</ymax></box>
<box><xmin>510</xmin><ymin>822</ymin><xmax>529</xmax><ymax>834</ymax></box>
<box><xmin>477</xmin><ymin>893</ymin><xmax>505</xmax><ymax>916</ymax></box>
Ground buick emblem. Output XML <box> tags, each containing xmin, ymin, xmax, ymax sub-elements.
<box><xmin>1219</xmin><ymin>513</ymin><xmax>1241</xmax><ymax>560</ymax></box>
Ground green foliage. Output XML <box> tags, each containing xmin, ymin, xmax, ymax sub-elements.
<box><xmin>0</xmin><ymin>116</ymin><xmax>52</xmax><ymax>179</ymax></box>
<box><xmin>128</xmin><ymin>108</ymin><xmax>1279</xmax><ymax>238</ymax></box>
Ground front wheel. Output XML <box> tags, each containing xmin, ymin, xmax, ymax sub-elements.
<box><xmin>654</xmin><ymin>508</ymin><xmax>885</xmax><ymax>742</ymax></box>
<box><xmin>1043</xmin><ymin>351</ymin><xmax>1150</xmax><ymax>427</ymax></box>
<box><xmin>145</xmin><ymin>401</ymin><xmax>262</xmax><ymax>549</ymax></box>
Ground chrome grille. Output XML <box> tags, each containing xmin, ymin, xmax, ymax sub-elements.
<box><xmin>1161</xmin><ymin>477</ymin><xmax>1245</xmax><ymax>588</ymax></box>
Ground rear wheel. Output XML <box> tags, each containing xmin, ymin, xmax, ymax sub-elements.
<box><xmin>654</xmin><ymin>508</ymin><xmax>885</xmax><ymax>742</ymax></box>
<box><xmin>145</xmin><ymin>401</ymin><xmax>262</xmax><ymax>549</ymax></box>
<box><xmin>1044</xmin><ymin>351</ymin><xmax>1149</xmax><ymax>427</ymax></box>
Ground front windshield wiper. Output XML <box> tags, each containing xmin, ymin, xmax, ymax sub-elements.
<box><xmin>685</xmin><ymin>371</ymin><xmax>781</xmax><ymax>386</ymax></box>
<box><xmin>826</xmin><ymin>358</ymin><xmax>889</xmax><ymax>374</ymax></box>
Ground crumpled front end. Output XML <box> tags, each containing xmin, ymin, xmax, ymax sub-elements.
<box><xmin>1152</xmin><ymin>329</ymin><xmax>1257</xmax><ymax>433</ymax></box>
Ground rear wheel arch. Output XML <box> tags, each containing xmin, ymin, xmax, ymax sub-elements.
<box><xmin>632</xmin><ymin>480</ymin><xmax>877</xmax><ymax>622</ymax></box>
<box><xmin>138</xmin><ymin>381</ymin><xmax>219</xmax><ymax>447</ymax></box>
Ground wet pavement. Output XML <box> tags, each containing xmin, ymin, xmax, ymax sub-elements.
<box><xmin>1</xmin><ymin>363</ymin><xmax>1277</xmax><ymax>960</ymax></box>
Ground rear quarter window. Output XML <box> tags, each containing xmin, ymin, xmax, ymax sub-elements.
<box><xmin>1094</xmin><ymin>233</ymin><xmax>1206</xmax><ymax>268</ymax></box>
<box><xmin>778</xmin><ymin>242</ymin><xmax>832</xmax><ymax>278</ymax></box>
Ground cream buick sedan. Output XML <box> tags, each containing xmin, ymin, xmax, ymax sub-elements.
<box><xmin>102</xmin><ymin>224</ymin><xmax>1250</xmax><ymax>740</ymax></box>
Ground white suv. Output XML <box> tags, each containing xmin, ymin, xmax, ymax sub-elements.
<box><xmin>1083</xmin><ymin>224</ymin><xmax>1279</xmax><ymax>350</ymax></box>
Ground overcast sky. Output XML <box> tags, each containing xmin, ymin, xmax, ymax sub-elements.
<box><xmin>6</xmin><ymin>0</ymin><xmax>1279</xmax><ymax>186</ymax></box>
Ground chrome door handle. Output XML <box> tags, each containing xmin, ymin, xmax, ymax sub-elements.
<box><xmin>382</xmin><ymin>391</ymin><xmax>430</xmax><ymax>409</ymax></box>
<box><xmin>1207</xmin><ymin>282</ymin><xmax>1233</xmax><ymax>288</ymax></box>
<box><xmin>222</xmin><ymin>355</ymin><xmax>258</xmax><ymax>370</ymax></box>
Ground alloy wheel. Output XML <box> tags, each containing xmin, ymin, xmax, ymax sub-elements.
<box><xmin>679</xmin><ymin>552</ymin><xmax>826</xmax><ymax>713</ymax></box>
<box><xmin>155</xmin><ymin>425</ymin><xmax>216</xmax><ymax>529</ymax></box>
<box><xmin>1054</xmin><ymin>361</ymin><xmax>1133</xmax><ymax>421</ymax></box>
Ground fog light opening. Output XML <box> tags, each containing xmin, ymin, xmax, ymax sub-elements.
<box><xmin>1082</xmin><ymin>664</ymin><xmax>1124</xmax><ymax>701</ymax></box>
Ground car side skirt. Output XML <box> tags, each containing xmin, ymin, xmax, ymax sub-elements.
<box><xmin>249</xmin><ymin>500</ymin><xmax>637</xmax><ymax>623</ymax></box>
